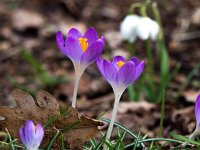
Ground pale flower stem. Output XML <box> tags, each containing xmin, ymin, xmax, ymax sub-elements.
<box><xmin>103</xmin><ymin>93</ymin><xmax>122</xmax><ymax>150</ymax></box>
<box><xmin>182</xmin><ymin>127</ymin><xmax>198</xmax><ymax>147</ymax></box>
<box><xmin>72</xmin><ymin>74</ymin><xmax>81</xmax><ymax>108</ymax></box>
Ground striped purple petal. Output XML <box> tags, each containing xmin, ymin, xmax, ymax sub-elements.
<box><xmin>19</xmin><ymin>126</ymin><xmax>26</xmax><ymax>145</ymax></box>
<box><xmin>67</xmin><ymin>28</ymin><xmax>82</xmax><ymax>39</ymax></box>
<box><xmin>112</xmin><ymin>56</ymin><xmax>126</xmax><ymax>64</ymax></box>
<box><xmin>100</xmin><ymin>36</ymin><xmax>105</xmax><ymax>46</ymax></box>
<box><xmin>130</xmin><ymin>57</ymin><xmax>140</xmax><ymax>66</ymax></box>
<box><xmin>81</xmin><ymin>39</ymin><xmax>104</xmax><ymax>67</ymax></box>
<box><xmin>96</xmin><ymin>57</ymin><xmax>106</xmax><ymax>79</ymax></box>
<box><xmin>35</xmin><ymin>124</ymin><xmax>44</xmax><ymax>147</ymax></box>
<box><xmin>103</xmin><ymin>60</ymin><xmax>118</xmax><ymax>88</ymax></box>
<box><xmin>117</xmin><ymin>61</ymin><xmax>136</xmax><ymax>87</ymax></box>
<box><xmin>65</xmin><ymin>36</ymin><xmax>83</xmax><ymax>62</ymax></box>
<box><xmin>56</xmin><ymin>31</ymin><xmax>67</xmax><ymax>56</ymax></box>
<box><xmin>24</xmin><ymin>120</ymin><xmax>35</xmax><ymax>147</ymax></box>
<box><xmin>83</xmin><ymin>27</ymin><xmax>98</xmax><ymax>46</ymax></box>
<box><xmin>133</xmin><ymin>60</ymin><xmax>145</xmax><ymax>81</ymax></box>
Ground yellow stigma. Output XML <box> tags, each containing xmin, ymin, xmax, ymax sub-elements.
<box><xmin>116</xmin><ymin>60</ymin><xmax>125</xmax><ymax>68</ymax></box>
<box><xmin>78</xmin><ymin>38</ymin><xmax>88</xmax><ymax>52</ymax></box>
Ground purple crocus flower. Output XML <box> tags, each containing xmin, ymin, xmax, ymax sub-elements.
<box><xmin>56</xmin><ymin>27</ymin><xmax>104</xmax><ymax>75</ymax></box>
<box><xmin>195</xmin><ymin>94</ymin><xmax>200</xmax><ymax>128</ymax></box>
<box><xmin>97</xmin><ymin>55</ymin><xmax>144</xmax><ymax>141</ymax></box>
<box><xmin>97</xmin><ymin>56</ymin><xmax>144</xmax><ymax>94</ymax></box>
<box><xmin>19</xmin><ymin>120</ymin><xmax>44</xmax><ymax>150</ymax></box>
<box><xmin>56</xmin><ymin>27</ymin><xmax>104</xmax><ymax>108</ymax></box>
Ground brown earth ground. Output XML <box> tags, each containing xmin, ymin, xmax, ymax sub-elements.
<box><xmin>0</xmin><ymin>0</ymin><xmax>200</xmax><ymax>149</ymax></box>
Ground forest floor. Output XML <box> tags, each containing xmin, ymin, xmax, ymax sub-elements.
<box><xmin>0</xmin><ymin>0</ymin><xmax>200</xmax><ymax>148</ymax></box>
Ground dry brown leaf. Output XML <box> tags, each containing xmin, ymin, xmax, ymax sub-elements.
<box><xmin>0</xmin><ymin>89</ymin><xmax>104</xmax><ymax>149</ymax></box>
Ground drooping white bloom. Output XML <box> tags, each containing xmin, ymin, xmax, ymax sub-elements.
<box><xmin>120</xmin><ymin>15</ymin><xmax>140</xmax><ymax>43</ymax></box>
<box><xmin>136</xmin><ymin>17</ymin><xmax>160</xmax><ymax>40</ymax></box>
<box><xmin>120</xmin><ymin>15</ymin><xmax>160</xmax><ymax>42</ymax></box>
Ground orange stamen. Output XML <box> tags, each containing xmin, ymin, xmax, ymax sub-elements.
<box><xmin>78</xmin><ymin>38</ymin><xmax>88</xmax><ymax>52</ymax></box>
<box><xmin>116</xmin><ymin>60</ymin><xmax>125</xmax><ymax>68</ymax></box>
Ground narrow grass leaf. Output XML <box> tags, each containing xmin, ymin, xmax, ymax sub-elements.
<box><xmin>170</xmin><ymin>132</ymin><xmax>200</xmax><ymax>146</ymax></box>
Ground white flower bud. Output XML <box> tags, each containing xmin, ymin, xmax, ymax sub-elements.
<box><xmin>136</xmin><ymin>17</ymin><xmax>160</xmax><ymax>40</ymax></box>
<box><xmin>120</xmin><ymin>15</ymin><xmax>140</xmax><ymax>43</ymax></box>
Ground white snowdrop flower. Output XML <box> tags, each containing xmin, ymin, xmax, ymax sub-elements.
<box><xmin>136</xmin><ymin>17</ymin><xmax>160</xmax><ymax>40</ymax></box>
<box><xmin>120</xmin><ymin>15</ymin><xmax>140</xmax><ymax>43</ymax></box>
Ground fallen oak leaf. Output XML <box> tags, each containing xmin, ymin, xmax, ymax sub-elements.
<box><xmin>0</xmin><ymin>89</ymin><xmax>104</xmax><ymax>149</ymax></box>
<box><xmin>64</xmin><ymin>116</ymin><xmax>104</xmax><ymax>149</ymax></box>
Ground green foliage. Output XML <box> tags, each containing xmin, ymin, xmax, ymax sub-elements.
<box><xmin>159</xmin><ymin>90</ymin><xmax>165</xmax><ymax>137</ymax></box>
<box><xmin>85</xmin><ymin>118</ymin><xmax>188</xmax><ymax>149</ymax></box>
<box><xmin>0</xmin><ymin>129</ymin><xmax>24</xmax><ymax>150</ymax></box>
<box><xmin>170</xmin><ymin>132</ymin><xmax>200</xmax><ymax>146</ymax></box>
<box><xmin>2</xmin><ymin>118</ymin><xmax>199</xmax><ymax>149</ymax></box>
<box><xmin>20</xmin><ymin>49</ymin><xmax>66</xmax><ymax>87</ymax></box>
<box><xmin>177</xmin><ymin>62</ymin><xmax>200</xmax><ymax>97</ymax></box>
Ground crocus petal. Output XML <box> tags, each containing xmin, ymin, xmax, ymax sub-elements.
<box><xmin>100</xmin><ymin>36</ymin><xmax>105</xmax><ymax>46</ymax></box>
<box><xmin>67</xmin><ymin>28</ymin><xmax>82</xmax><ymax>39</ymax></box>
<box><xmin>83</xmin><ymin>27</ymin><xmax>98</xmax><ymax>46</ymax></box>
<box><xmin>19</xmin><ymin>127</ymin><xmax>26</xmax><ymax>145</ymax></box>
<box><xmin>133</xmin><ymin>60</ymin><xmax>145</xmax><ymax>81</ymax></box>
<box><xmin>130</xmin><ymin>57</ymin><xmax>140</xmax><ymax>66</ymax></box>
<box><xmin>34</xmin><ymin>124</ymin><xmax>44</xmax><ymax>148</ymax></box>
<box><xmin>65</xmin><ymin>36</ymin><xmax>83</xmax><ymax>63</ymax></box>
<box><xmin>19</xmin><ymin>120</ymin><xmax>44</xmax><ymax>150</ymax></box>
<box><xmin>117</xmin><ymin>61</ymin><xmax>136</xmax><ymax>87</ymax></box>
<box><xmin>112</xmin><ymin>56</ymin><xmax>126</xmax><ymax>64</ymax></box>
<box><xmin>103</xmin><ymin>60</ymin><xmax>118</xmax><ymax>88</ymax></box>
<box><xmin>96</xmin><ymin>57</ymin><xmax>106</xmax><ymax>79</ymax></box>
<box><xmin>195</xmin><ymin>94</ymin><xmax>200</xmax><ymax>127</ymax></box>
<box><xmin>81</xmin><ymin>40</ymin><xmax>104</xmax><ymax>67</ymax></box>
<box><xmin>56</xmin><ymin>31</ymin><xmax>67</xmax><ymax>56</ymax></box>
<box><xmin>120</xmin><ymin>15</ymin><xmax>140</xmax><ymax>43</ymax></box>
<box><xmin>24</xmin><ymin>120</ymin><xmax>35</xmax><ymax>147</ymax></box>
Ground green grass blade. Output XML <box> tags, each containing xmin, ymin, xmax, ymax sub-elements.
<box><xmin>102</xmin><ymin>118</ymin><xmax>145</xmax><ymax>148</ymax></box>
<box><xmin>46</xmin><ymin>129</ymin><xmax>60</xmax><ymax>150</ymax></box>
<box><xmin>61</xmin><ymin>134</ymin><xmax>65</xmax><ymax>150</ymax></box>
<box><xmin>43</xmin><ymin>114</ymin><xmax>61</xmax><ymax>128</ymax></box>
<box><xmin>103</xmin><ymin>140</ymin><xmax>115</xmax><ymax>150</ymax></box>
<box><xmin>45</xmin><ymin>120</ymin><xmax>80</xmax><ymax>149</ymax></box>
<box><xmin>170</xmin><ymin>132</ymin><xmax>200</xmax><ymax>146</ymax></box>
<box><xmin>89</xmin><ymin>138</ymin><xmax>97</xmax><ymax>148</ymax></box>
<box><xmin>5</xmin><ymin>129</ymin><xmax>16</xmax><ymax>150</ymax></box>
<box><xmin>159</xmin><ymin>90</ymin><xmax>165</xmax><ymax>137</ymax></box>
<box><xmin>94</xmin><ymin>136</ymin><xmax>106</xmax><ymax>150</ymax></box>
<box><xmin>177</xmin><ymin>62</ymin><xmax>200</xmax><ymax>96</ymax></box>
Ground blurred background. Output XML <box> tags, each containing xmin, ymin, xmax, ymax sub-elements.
<box><xmin>0</xmin><ymin>0</ymin><xmax>200</xmax><ymax>140</ymax></box>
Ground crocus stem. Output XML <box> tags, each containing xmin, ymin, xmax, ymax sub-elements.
<box><xmin>72</xmin><ymin>65</ymin><xmax>84</xmax><ymax>108</ymax></box>
<box><xmin>72</xmin><ymin>75</ymin><xmax>81</xmax><ymax>108</ymax></box>
<box><xmin>103</xmin><ymin>93</ymin><xmax>122</xmax><ymax>150</ymax></box>
<box><xmin>182</xmin><ymin>127</ymin><xmax>199</xmax><ymax>147</ymax></box>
